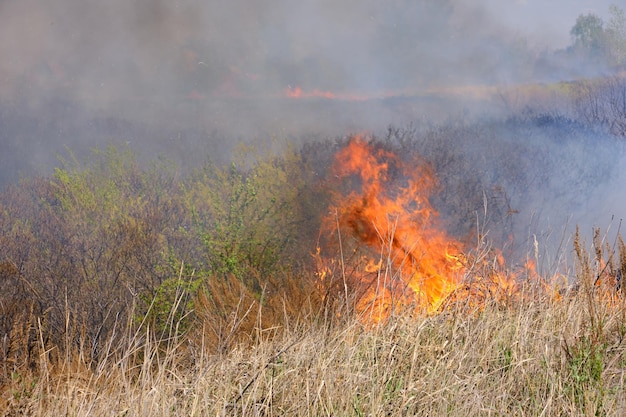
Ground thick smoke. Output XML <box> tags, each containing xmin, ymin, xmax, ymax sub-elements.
<box><xmin>0</xmin><ymin>2</ymin><xmax>555</xmax><ymax>101</ymax></box>
<box><xmin>0</xmin><ymin>0</ymin><xmax>623</xmax><ymax>259</ymax></box>
<box><xmin>0</xmin><ymin>0</ymin><xmax>614</xmax><ymax>125</ymax></box>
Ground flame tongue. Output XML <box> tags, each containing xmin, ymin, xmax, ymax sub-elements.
<box><xmin>327</xmin><ymin>136</ymin><xmax>465</xmax><ymax>320</ymax></box>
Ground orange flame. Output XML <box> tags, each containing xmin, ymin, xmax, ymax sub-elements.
<box><xmin>320</xmin><ymin>136</ymin><xmax>470</xmax><ymax>321</ymax></box>
<box><xmin>285</xmin><ymin>86</ymin><xmax>370</xmax><ymax>101</ymax></box>
<box><xmin>316</xmin><ymin>136</ymin><xmax>620</xmax><ymax>323</ymax></box>
<box><xmin>286</xmin><ymin>86</ymin><xmax>337</xmax><ymax>99</ymax></box>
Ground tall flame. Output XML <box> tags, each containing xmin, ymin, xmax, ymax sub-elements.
<box><xmin>322</xmin><ymin>136</ymin><xmax>469</xmax><ymax>321</ymax></box>
<box><xmin>317</xmin><ymin>136</ymin><xmax>619</xmax><ymax>323</ymax></box>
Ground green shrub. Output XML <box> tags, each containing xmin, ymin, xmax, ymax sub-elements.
<box><xmin>183</xmin><ymin>145</ymin><xmax>314</xmax><ymax>286</ymax></box>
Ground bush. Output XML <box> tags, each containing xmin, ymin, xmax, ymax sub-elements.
<box><xmin>0</xmin><ymin>142</ymin><xmax>325</xmax><ymax>366</ymax></box>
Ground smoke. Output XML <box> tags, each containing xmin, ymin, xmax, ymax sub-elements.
<box><xmin>0</xmin><ymin>0</ymin><xmax>622</xmax><ymax>252</ymax></box>
<box><xmin>377</xmin><ymin>117</ymin><xmax>625</xmax><ymax>273</ymax></box>
<box><xmin>1</xmin><ymin>0</ymin><xmax>614</xmax><ymax>109</ymax></box>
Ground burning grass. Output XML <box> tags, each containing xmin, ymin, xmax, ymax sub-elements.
<box><xmin>1</xmin><ymin>124</ymin><xmax>626</xmax><ymax>415</ymax></box>
<box><xmin>1</xmin><ymin>277</ymin><xmax>625</xmax><ymax>416</ymax></box>
<box><xmin>316</xmin><ymin>136</ymin><xmax>571</xmax><ymax>323</ymax></box>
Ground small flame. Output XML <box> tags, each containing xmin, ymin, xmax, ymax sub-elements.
<box><xmin>285</xmin><ymin>86</ymin><xmax>303</xmax><ymax>98</ymax></box>
<box><xmin>284</xmin><ymin>86</ymin><xmax>370</xmax><ymax>101</ymax></box>
<box><xmin>286</xmin><ymin>86</ymin><xmax>337</xmax><ymax>99</ymax></box>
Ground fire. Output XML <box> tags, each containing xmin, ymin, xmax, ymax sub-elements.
<box><xmin>318</xmin><ymin>136</ymin><xmax>469</xmax><ymax>321</ymax></box>
<box><xmin>316</xmin><ymin>136</ymin><xmax>559</xmax><ymax>322</ymax></box>
<box><xmin>284</xmin><ymin>86</ymin><xmax>370</xmax><ymax>101</ymax></box>
<box><xmin>285</xmin><ymin>86</ymin><xmax>304</xmax><ymax>98</ymax></box>
<box><xmin>285</xmin><ymin>86</ymin><xmax>337</xmax><ymax>99</ymax></box>
<box><xmin>315</xmin><ymin>135</ymin><xmax>626</xmax><ymax>323</ymax></box>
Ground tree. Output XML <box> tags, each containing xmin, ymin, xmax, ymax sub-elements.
<box><xmin>570</xmin><ymin>13</ymin><xmax>607</xmax><ymax>59</ymax></box>
<box><xmin>606</xmin><ymin>4</ymin><xmax>626</xmax><ymax>68</ymax></box>
<box><xmin>568</xmin><ymin>5</ymin><xmax>626</xmax><ymax>69</ymax></box>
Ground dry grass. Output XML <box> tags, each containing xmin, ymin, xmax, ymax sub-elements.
<box><xmin>2</xmin><ymin>162</ymin><xmax>626</xmax><ymax>415</ymax></box>
<box><xmin>1</xmin><ymin>275</ymin><xmax>625</xmax><ymax>416</ymax></box>
<box><xmin>2</xmin><ymin>156</ymin><xmax>626</xmax><ymax>415</ymax></box>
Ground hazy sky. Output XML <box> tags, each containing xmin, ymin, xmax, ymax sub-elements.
<box><xmin>0</xmin><ymin>0</ymin><xmax>621</xmax><ymax>185</ymax></box>
<box><xmin>482</xmin><ymin>0</ymin><xmax>616</xmax><ymax>48</ymax></box>
<box><xmin>0</xmin><ymin>0</ymin><xmax>624</xmax><ymax>249</ymax></box>
<box><xmin>0</xmin><ymin>0</ymin><xmax>617</xmax><ymax>109</ymax></box>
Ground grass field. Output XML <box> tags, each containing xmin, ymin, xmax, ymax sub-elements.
<box><xmin>2</xmin><ymin>277</ymin><xmax>625</xmax><ymax>416</ymax></box>
<box><xmin>2</xmin><ymin>83</ymin><xmax>626</xmax><ymax>415</ymax></box>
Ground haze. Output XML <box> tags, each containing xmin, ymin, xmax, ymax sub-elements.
<box><xmin>0</xmin><ymin>0</ymin><xmax>618</xmax><ymax>184</ymax></box>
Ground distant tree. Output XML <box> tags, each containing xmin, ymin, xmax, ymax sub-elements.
<box><xmin>568</xmin><ymin>5</ymin><xmax>626</xmax><ymax>69</ymax></box>
<box><xmin>570</xmin><ymin>13</ymin><xmax>607</xmax><ymax>60</ymax></box>
<box><xmin>606</xmin><ymin>4</ymin><xmax>626</xmax><ymax>68</ymax></box>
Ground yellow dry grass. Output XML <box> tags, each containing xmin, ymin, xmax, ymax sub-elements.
<box><xmin>2</xmin><ymin>275</ymin><xmax>625</xmax><ymax>416</ymax></box>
